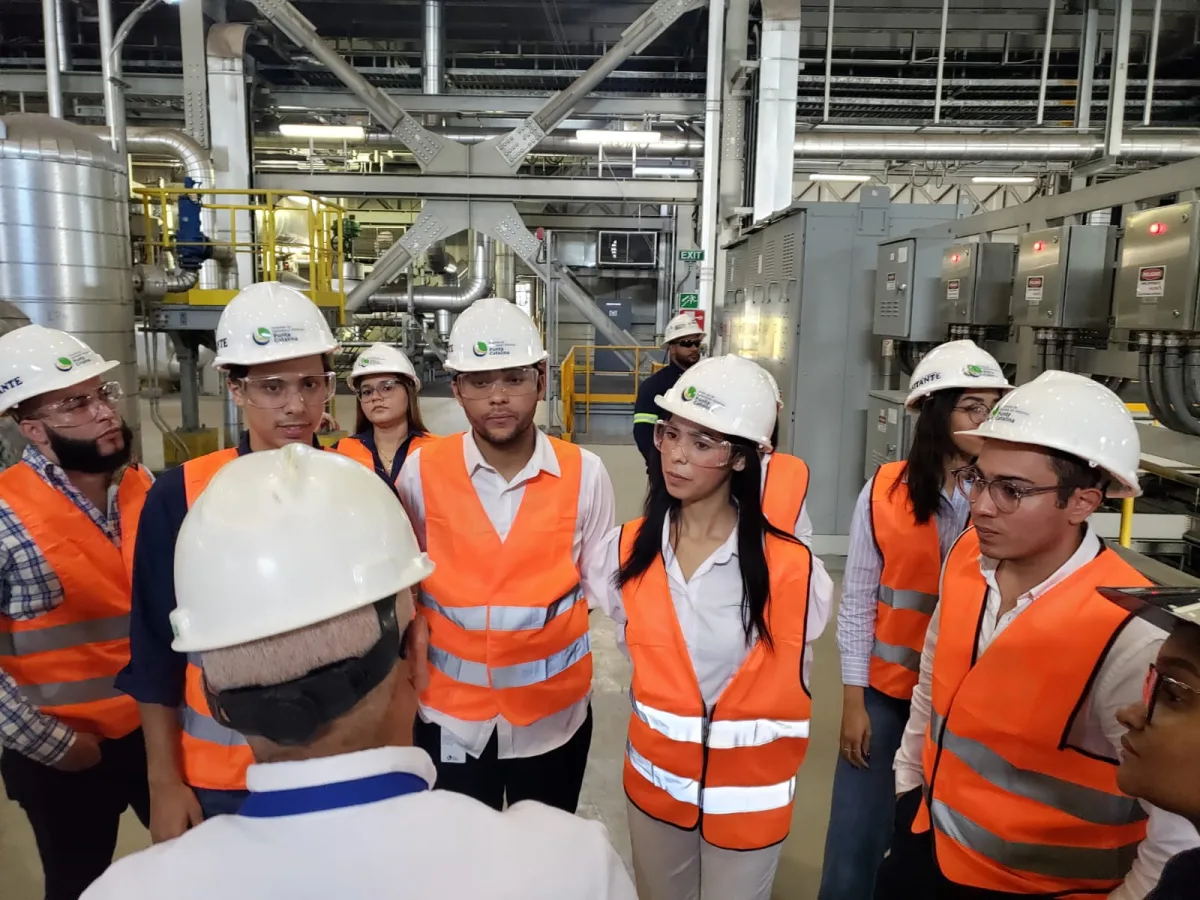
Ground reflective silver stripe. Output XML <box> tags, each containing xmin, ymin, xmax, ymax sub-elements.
<box><xmin>940</xmin><ymin>724</ymin><xmax>1146</xmax><ymax>826</ymax></box>
<box><xmin>633</xmin><ymin>700</ymin><xmax>704</xmax><ymax>743</ymax></box>
<box><xmin>931</xmin><ymin>799</ymin><xmax>1140</xmax><ymax>882</ymax></box>
<box><xmin>428</xmin><ymin>631</ymin><xmax>591</xmax><ymax>689</ymax></box>
<box><xmin>180</xmin><ymin>706</ymin><xmax>249</xmax><ymax>747</ymax></box>
<box><xmin>627</xmin><ymin>741</ymin><xmax>700</xmax><ymax>806</ymax></box>
<box><xmin>878</xmin><ymin>586</ymin><xmax>938</xmax><ymax>614</ymax></box>
<box><xmin>18</xmin><ymin>676</ymin><xmax>122</xmax><ymax>707</ymax></box>
<box><xmin>0</xmin><ymin>615</ymin><xmax>130</xmax><ymax>657</ymax></box>
<box><xmin>419</xmin><ymin>587</ymin><xmax>584</xmax><ymax>632</ymax></box>
<box><xmin>871</xmin><ymin>638</ymin><xmax>921</xmax><ymax>673</ymax></box>
<box><xmin>626</xmin><ymin>743</ymin><xmax>797</xmax><ymax>815</ymax></box>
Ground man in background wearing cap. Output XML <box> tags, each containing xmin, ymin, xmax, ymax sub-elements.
<box><xmin>396</xmin><ymin>296</ymin><xmax>615</xmax><ymax>814</ymax></box>
<box><xmin>117</xmin><ymin>283</ymin><xmax>344</xmax><ymax>844</ymax></box>
<box><xmin>81</xmin><ymin>445</ymin><xmax>636</xmax><ymax>900</ymax></box>
<box><xmin>875</xmin><ymin>372</ymin><xmax>1199</xmax><ymax>899</ymax></box>
<box><xmin>0</xmin><ymin>325</ymin><xmax>153</xmax><ymax>900</ymax></box>
<box><xmin>632</xmin><ymin>312</ymin><xmax>704</xmax><ymax>467</ymax></box>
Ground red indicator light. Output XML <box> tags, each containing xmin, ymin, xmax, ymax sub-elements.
<box><xmin>950</xmin><ymin>253</ymin><xmax>961</xmax><ymax>263</ymax></box>
<box><xmin>1032</xmin><ymin>240</ymin><xmax>1045</xmax><ymax>252</ymax></box>
<box><xmin>1149</xmin><ymin>222</ymin><xmax>1167</xmax><ymax>236</ymax></box>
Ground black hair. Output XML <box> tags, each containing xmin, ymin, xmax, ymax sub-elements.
<box><xmin>891</xmin><ymin>388</ymin><xmax>965</xmax><ymax>525</ymax></box>
<box><xmin>770</xmin><ymin>419</ymin><xmax>780</xmax><ymax>449</ymax></box>
<box><xmin>616</xmin><ymin>431</ymin><xmax>800</xmax><ymax>649</ymax></box>
<box><xmin>1046</xmin><ymin>447</ymin><xmax>1109</xmax><ymax>505</ymax></box>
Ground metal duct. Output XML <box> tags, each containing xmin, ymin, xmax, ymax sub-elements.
<box><xmin>365</xmin><ymin>234</ymin><xmax>495</xmax><ymax>313</ymax></box>
<box><xmin>255</xmin><ymin>130</ymin><xmax>704</xmax><ymax>158</ymax></box>
<box><xmin>0</xmin><ymin>114</ymin><xmax>141</xmax><ymax>449</ymax></box>
<box><xmin>40</xmin><ymin>0</ymin><xmax>63</xmax><ymax>118</ymax></box>
<box><xmin>790</xmin><ymin>131</ymin><xmax>1200</xmax><ymax>162</ymax></box>
<box><xmin>423</xmin><ymin>0</ymin><xmax>443</xmax><ymax>99</ymax></box>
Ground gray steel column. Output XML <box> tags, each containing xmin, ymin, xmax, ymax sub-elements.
<box><xmin>1035</xmin><ymin>0</ymin><xmax>1055</xmax><ymax>126</ymax></box>
<box><xmin>40</xmin><ymin>0</ymin><xmax>64</xmax><ymax>118</ymax></box>
<box><xmin>1105</xmin><ymin>0</ymin><xmax>1133</xmax><ymax>158</ymax></box>
<box><xmin>180</xmin><ymin>0</ymin><xmax>211</xmax><ymax>148</ymax></box>
<box><xmin>222</xmin><ymin>382</ymin><xmax>241</xmax><ymax>449</ymax></box>
<box><xmin>495</xmin><ymin>242</ymin><xmax>516</xmax><ymax>298</ymax></box>
<box><xmin>54</xmin><ymin>0</ymin><xmax>72</xmax><ymax>73</ymax></box>
<box><xmin>719</xmin><ymin>0</ymin><xmax>751</xmax><ymax>230</ymax></box>
<box><xmin>174</xmin><ymin>338</ymin><xmax>201</xmax><ymax>431</ymax></box>
<box><xmin>1075</xmin><ymin>0</ymin><xmax>1099</xmax><ymax>132</ymax></box>
<box><xmin>700</xmin><ymin>0</ymin><xmax>727</xmax><ymax>324</ymax></box>
<box><xmin>206</xmin><ymin>24</ymin><xmax>255</xmax><ymax>289</ymax></box>
<box><xmin>933</xmin><ymin>0</ymin><xmax>949</xmax><ymax>124</ymax></box>
<box><xmin>821</xmin><ymin>0</ymin><xmax>835</xmax><ymax>121</ymax></box>
<box><xmin>1143</xmin><ymin>0</ymin><xmax>1162</xmax><ymax>127</ymax></box>
<box><xmin>422</xmin><ymin>0</ymin><xmax>444</xmax><ymax>128</ymax></box>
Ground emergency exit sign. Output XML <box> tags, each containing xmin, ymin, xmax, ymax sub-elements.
<box><xmin>678</xmin><ymin>293</ymin><xmax>699</xmax><ymax>308</ymax></box>
<box><xmin>679</xmin><ymin>249</ymin><xmax>705</xmax><ymax>262</ymax></box>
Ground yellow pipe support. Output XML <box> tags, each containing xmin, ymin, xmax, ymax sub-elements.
<box><xmin>1119</xmin><ymin>497</ymin><xmax>1135</xmax><ymax>549</ymax></box>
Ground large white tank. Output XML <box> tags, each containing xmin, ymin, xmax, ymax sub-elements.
<box><xmin>0</xmin><ymin>113</ymin><xmax>140</xmax><ymax>447</ymax></box>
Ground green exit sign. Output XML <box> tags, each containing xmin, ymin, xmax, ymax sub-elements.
<box><xmin>678</xmin><ymin>293</ymin><xmax>700</xmax><ymax>308</ymax></box>
<box><xmin>679</xmin><ymin>249</ymin><xmax>705</xmax><ymax>262</ymax></box>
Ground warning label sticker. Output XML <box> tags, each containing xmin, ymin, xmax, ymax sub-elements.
<box><xmin>1137</xmin><ymin>266</ymin><xmax>1166</xmax><ymax>299</ymax></box>
<box><xmin>946</xmin><ymin>279</ymin><xmax>961</xmax><ymax>301</ymax></box>
<box><xmin>886</xmin><ymin>273</ymin><xmax>897</xmax><ymax>292</ymax></box>
<box><xmin>1025</xmin><ymin>275</ymin><xmax>1044</xmax><ymax>306</ymax></box>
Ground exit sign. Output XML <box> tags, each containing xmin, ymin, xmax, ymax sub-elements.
<box><xmin>679</xmin><ymin>249</ymin><xmax>705</xmax><ymax>262</ymax></box>
<box><xmin>678</xmin><ymin>293</ymin><xmax>699</xmax><ymax>308</ymax></box>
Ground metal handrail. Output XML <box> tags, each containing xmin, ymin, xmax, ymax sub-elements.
<box><xmin>559</xmin><ymin>344</ymin><xmax>657</xmax><ymax>441</ymax></box>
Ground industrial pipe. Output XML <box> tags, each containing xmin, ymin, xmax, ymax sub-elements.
<box><xmin>40</xmin><ymin>0</ymin><xmax>63</xmax><ymax>118</ymax></box>
<box><xmin>1184</xmin><ymin>347</ymin><xmax>1200</xmax><ymax>414</ymax></box>
<box><xmin>1119</xmin><ymin>497</ymin><xmax>1134</xmax><ymax>549</ymax></box>
<box><xmin>422</xmin><ymin>0</ymin><xmax>443</xmax><ymax>98</ymax></box>
<box><xmin>96</xmin><ymin>0</ymin><xmax>123</xmax><ymax>158</ymax></box>
<box><xmin>1147</xmin><ymin>344</ymin><xmax>1191</xmax><ymax>434</ymax></box>
<box><xmin>1162</xmin><ymin>345</ymin><xmax>1200</xmax><ymax>436</ymax></box>
<box><xmin>822</xmin><ymin>0</ymin><xmax>835</xmax><ymax>121</ymax></box>
<box><xmin>933</xmin><ymin>0</ymin><xmax>949</xmax><ymax>124</ymax></box>
<box><xmin>1139</xmin><ymin>346</ymin><xmax>1172</xmax><ymax>428</ymax></box>
<box><xmin>1035</xmin><ymin>0</ymin><xmax>1055</xmax><ymax>126</ymax></box>
<box><xmin>719</xmin><ymin>0</ymin><xmax>751</xmax><ymax>224</ymax></box>
<box><xmin>698</xmin><ymin>0</ymin><xmax>726</xmax><ymax>325</ymax></box>
<box><xmin>54</xmin><ymin>0</ymin><xmax>72</xmax><ymax>73</ymax></box>
<box><xmin>365</xmin><ymin>235</ymin><xmax>496</xmax><ymax>313</ymax></box>
<box><xmin>1143</xmin><ymin>0</ymin><xmax>1163</xmax><ymax>126</ymax></box>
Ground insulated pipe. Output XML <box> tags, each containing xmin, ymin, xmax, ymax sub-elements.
<box><xmin>698</xmin><ymin>0</ymin><xmax>726</xmax><ymax>327</ymax></box>
<box><xmin>54</xmin><ymin>0</ymin><xmax>72</xmax><ymax>73</ymax></box>
<box><xmin>1143</xmin><ymin>0</ymin><xmax>1162</xmax><ymax>127</ymax></box>
<box><xmin>1162</xmin><ymin>345</ymin><xmax>1200</xmax><ymax>436</ymax></box>
<box><xmin>822</xmin><ymin>0</ymin><xmax>835</xmax><ymax>121</ymax></box>
<box><xmin>364</xmin><ymin>234</ymin><xmax>495</xmax><ymax>313</ymax></box>
<box><xmin>41</xmin><ymin>0</ymin><xmax>63</xmax><ymax>118</ymax></box>
<box><xmin>718</xmin><ymin>0</ymin><xmax>751</xmax><ymax>222</ymax></box>
<box><xmin>933</xmin><ymin>0</ymin><xmax>949</xmax><ymax>124</ymax></box>
<box><xmin>1035</xmin><ymin>0</ymin><xmax>1056</xmax><ymax>126</ymax></box>
<box><xmin>96</xmin><ymin>0</ymin><xmax>123</xmax><ymax>157</ymax></box>
<box><xmin>422</xmin><ymin>0</ymin><xmax>443</xmax><ymax>98</ymax></box>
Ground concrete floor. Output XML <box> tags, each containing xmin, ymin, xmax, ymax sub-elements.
<box><xmin>2</xmin><ymin>393</ymin><xmax>844</xmax><ymax>899</ymax></box>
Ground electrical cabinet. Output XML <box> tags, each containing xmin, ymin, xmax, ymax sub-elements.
<box><xmin>864</xmin><ymin>389</ymin><xmax>913</xmax><ymax>479</ymax></box>
<box><xmin>1011</xmin><ymin>225</ymin><xmax>1117</xmax><ymax>328</ymax></box>
<box><xmin>1114</xmin><ymin>202</ymin><xmax>1200</xmax><ymax>331</ymax></box>
<box><xmin>873</xmin><ymin>237</ymin><xmax>950</xmax><ymax>341</ymax></box>
<box><xmin>940</xmin><ymin>242</ymin><xmax>1017</xmax><ymax>326</ymax></box>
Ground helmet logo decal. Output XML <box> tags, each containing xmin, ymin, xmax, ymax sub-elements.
<box><xmin>963</xmin><ymin>363</ymin><xmax>1001</xmax><ymax>378</ymax></box>
<box><xmin>253</xmin><ymin>327</ymin><xmax>273</xmax><ymax>346</ymax></box>
<box><xmin>681</xmin><ymin>384</ymin><xmax>724</xmax><ymax>413</ymax></box>
<box><xmin>55</xmin><ymin>356</ymin><xmax>74</xmax><ymax>372</ymax></box>
<box><xmin>469</xmin><ymin>339</ymin><xmax>516</xmax><ymax>359</ymax></box>
<box><xmin>682</xmin><ymin>385</ymin><xmax>698</xmax><ymax>401</ymax></box>
<box><xmin>473</xmin><ymin>341</ymin><xmax>489</xmax><ymax>358</ymax></box>
<box><xmin>252</xmin><ymin>325</ymin><xmax>304</xmax><ymax>347</ymax></box>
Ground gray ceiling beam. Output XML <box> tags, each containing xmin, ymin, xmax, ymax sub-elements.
<box><xmin>254</xmin><ymin>172</ymin><xmax>700</xmax><ymax>203</ymax></box>
<box><xmin>270</xmin><ymin>88</ymin><xmax>706</xmax><ymax>117</ymax></box>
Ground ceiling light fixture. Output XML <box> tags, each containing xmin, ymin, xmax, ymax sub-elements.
<box><xmin>279</xmin><ymin>124</ymin><xmax>366</xmax><ymax>141</ymax></box>
<box><xmin>808</xmin><ymin>173</ymin><xmax>872</xmax><ymax>183</ymax></box>
<box><xmin>970</xmin><ymin>175</ymin><xmax>1036</xmax><ymax>184</ymax></box>
<box><xmin>633</xmin><ymin>165</ymin><xmax>696</xmax><ymax>177</ymax></box>
<box><xmin>575</xmin><ymin>129</ymin><xmax>663</xmax><ymax>146</ymax></box>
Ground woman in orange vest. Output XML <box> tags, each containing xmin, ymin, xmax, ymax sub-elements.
<box><xmin>336</xmin><ymin>343</ymin><xmax>436</xmax><ymax>484</ymax></box>
<box><xmin>596</xmin><ymin>355</ymin><xmax>832</xmax><ymax>900</ymax></box>
<box><xmin>818</xmin><ymin>339</ymin><xmax>1009</xmax><ymax>900</ymax></box>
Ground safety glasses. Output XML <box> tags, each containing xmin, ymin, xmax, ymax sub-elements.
<box><xmin>236</xmin><ymin>372</ymin><xmax>336</xmax><ymax>409</ymax></box>
<box><xmin>27</xmin><ymin>381</ymin><xmax>123</xmax><ymax>426</ymax></box>
<box><xmin>653</xmin><ymin>419</ymin><xmax>733</xmax><ymax>468</ymax></box>
<box><xmin>1143</xmin><ymin>663</ymin><xmax>1200</xmax><ymax>724</ymax></box>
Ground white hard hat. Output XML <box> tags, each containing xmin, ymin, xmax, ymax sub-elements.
<box><xmin>348</xmin><ymin>343</ymin><xmax>419</xmax><ymax>392</ymax></box>
<box><xmin>664</xmin><ymin>313</ymin><xmax>705</xmax><ymax>345</ymax></box>
<box><xmin>0</xmin><ymin>325</ymin><xmax>120</xmax><ymax>415</ymax></box>
<box><xmin>905</xmin><ymin>339</ymin><xmax>1011</xmax><ymax>410</ymax></box>
<box><xmin>958</xmin><ymin>370</ymin><xmax>1141</xmax><ymax>498</ymax></box>
<box><xmin>655</xmin><ymin>354</ymin><xmax>777</xmax><ymax>449</ymax></box>
<box><xmin>445</xmin><ymin>296</ymin><xmax>547</xmax><ymax>373</ymax></box>
<box><xmin>211</xmin><ymin>282</ymin><xmax>339</xmax><ymax>369</ymax></box>
<box><xmin>170</xmin><ymin>444</ymin><xmax>435</xmax><ymax>653</ymax></box>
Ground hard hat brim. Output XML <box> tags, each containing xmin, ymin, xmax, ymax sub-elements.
<box><xmin>0</xmin><ymin>358</ymin><xmax>121</xmax><ymax>416</ymax></box>
<box><xmin>655</xmin><ymin>392</ymin><xmax>772</xmax><ymax>450</ymax></box>
<box><xmin>443</xmin><ymin>349</ymin><xmax>548</xmax><ymax>374</ymax></box>
<box><xmin>212</xmin><ymin>336</ymin><xmax>340</xmax><ymax>369</ymax></box>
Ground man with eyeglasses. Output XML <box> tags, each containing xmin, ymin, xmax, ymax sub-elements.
<box><xmin>0</xmin><ymin>325</ymin><xmax>152</xmax><ymax>900</ymax></box>
<box><xmin>875</xmin><ymin>371</ymin><xmax>1198</xmax><ymax>900</ymax></box>
<box><xmin>117</xmin><ymin>283</ymin><xmax>348</xmax><ymax>845</ymax></box>
<box><xmin>395</xmin><ymin>296</ymin><xmax>615</xmax><ymax>814</ymax></box>
<box><xmin>632</xmin><ymin>312</ymin><xmax>705</xmax><ymax>467</ymax></box>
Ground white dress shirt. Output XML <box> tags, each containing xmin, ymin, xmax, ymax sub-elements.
<box><xmin>837</xmin><ymin>480</ymin><xmax>971</xmax><ymax>687</ymax></box>
<box><xmin>81</xmin><ymin>746</ymin><xmax>636</xmax><ymax>900</ymax></box>
<box><xmin>894</xmin><ymin>526</ymin><xmax>1200</xmax><ymax>900</ymax></box>
<box><xmin>396</xmin><ymin>430</ymin><xmax>616</xmax><ymax>760</ymax></box>
<box><xmin>593</xmin><ymin>516</ymin><xmax>834</xmax><ymax>704</ymax></box>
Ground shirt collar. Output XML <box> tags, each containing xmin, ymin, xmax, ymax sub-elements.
<box><xmin>237</xmin><ymin>431</ymin><xmax>322</xmax><ymax>456</ymax></box>
<box><xmin>979</xmin><ymin>524</ymin><xmax>1103</xmax><ymax>601</ymax></box>
<box><xmin>462</xmin><ymin>429</ymin><xmax>560</xmax><ymax>481</ymax></box>
<box><xmin>245</xmin><ymin>746</ymin><xmax>438</xmax><ymax>795</ymax></box>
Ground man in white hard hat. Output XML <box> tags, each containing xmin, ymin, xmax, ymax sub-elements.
<box><xmin>82</xmin><ymin>445</ymin><xmax>636</xmax><ymax>900</ymax></box>
<box><xmin>116</xmin><ymin>283</ymin><xmax>345</xmax><ymax>844</ymax></box>
<box><xmin>633</xmin><ymin>312</ymin><xmax>705</xmax><ymax>466</ymax></box>
<box><xmin>876</xmin><ymin>372</ymin><xmax>1199</xmax><ymax>900</ymax></box>
<box><xmin>395</xmin><ymin>296</ymin><xmax>615</xmax><ymax>813</ymax></box>
<box><xmin>0</xmin><ymin>325</ymin><xmax>152</xmax><ymax>900</ymax></box>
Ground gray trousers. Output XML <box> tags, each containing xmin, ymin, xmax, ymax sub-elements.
<box><xmin>626</xmin><ymin>799</ymin><xmax>783</xmax><ymax>900</ymax></box>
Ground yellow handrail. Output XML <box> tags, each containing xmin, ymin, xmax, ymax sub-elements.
<box><xmin>559</xmin><ymin>344</ymin><xmax>656</xmax><ymax>442</ymax></box>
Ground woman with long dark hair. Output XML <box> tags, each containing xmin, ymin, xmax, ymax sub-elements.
<box><xmin>594</xmin><ymin>355</ymin><xmax>832</xmax><ymax>900</ymax></box>
<box><xmin>335</xmin><ymin>343</ymin><xmax>436</xmax><ymax>485</ymax></box>
<box><xmin>817</xmin><ymin>339</ymin><xmax>1009</xmax><ymax>900</ymax></box>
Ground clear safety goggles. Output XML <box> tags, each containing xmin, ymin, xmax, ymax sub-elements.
<box><xmin>25</xmin><ymin>381</ymin><xmax>124</xmax><ymax>426</ymax></box>
<box><xmin>235</xmin><ymin>372</ymin><xmax>336</xmax><ymax>409</ymax></box>
<box><xmin>653</xmin><ymin>419</ymin><xmax>733</xmax><ymax>468</ymax></box>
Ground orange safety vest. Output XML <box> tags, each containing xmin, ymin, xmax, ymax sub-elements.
<box><xmin>335</xmin><ymin>432</ymin><xmax>439</xmax><ymax>482</ymax></box>
<box><xmin>762</xmin><ymin>452</ymin><xmax>810</xmax><ymax>533</ymax></box>
<box><xmin>620</xmin><ymin>519</ymin><xmax>813</xmax><ymax>851</ymax></box>
<box><xmin>0</xmin><ymin>462</ymin><xmax>151</xmax><ymax>738</ymax></box>
<box><xmin>868</xmin><ymin>461</ymin><xmax>943</xmax><ymax>700</ymax></box>
<box><xmin>417</xmin><ymin>435</ymin><xmax>592</xmax><ymax>726</ymax></box>
<box><xmin>916</xmin><ymin>529</ymin><xmax>1150</xmax><ymax>897</ymax></box>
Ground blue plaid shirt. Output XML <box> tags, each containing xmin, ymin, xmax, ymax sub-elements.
<box><xmin>0</xmin><ymin>445</ymin><xmax>138</xmax><ymax>764</ymax></box>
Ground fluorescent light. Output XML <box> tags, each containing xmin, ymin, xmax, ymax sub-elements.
<box><xmin>575</xmin><ymin>129</ymin><xmax>662</xmax><ymax>146</ymax></box>
<box><xmin>279</xmin><ymin>124</ymin><xmax>365</xmax><ymax>141</ymax></box>
<box><xmin>633</xmin><ymin>165</ymin><xmax>696</xmax><ymax>177</ymax></box>
<box><xmin>808</xmin><ymin>172</ymin><xmax>872</xmax><ymax>183</ymax></box>
<box><xmin>971</xmin><ymin>175</ymin><xmax>1036</xmax><ymax>184</ymax></box>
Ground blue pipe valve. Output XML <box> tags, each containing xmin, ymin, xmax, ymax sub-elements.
<box><xmin>172</xmin><ymin>177</ymin><xmax>213</xmax><ymax>272</ymax></box>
